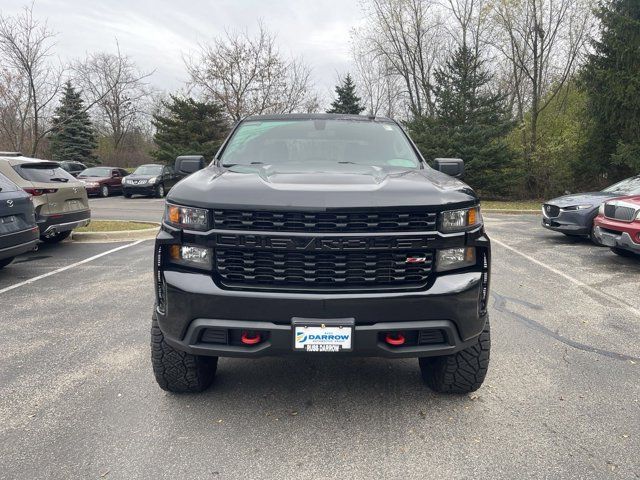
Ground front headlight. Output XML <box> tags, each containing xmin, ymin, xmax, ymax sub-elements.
<box><xmin>563</xmin><ymin>204</ymin><xmax>593</xmax><ymax>211</ymax></box>
<box><xmin>165</xmin><ymin>203</ymin><xmax>209</xmax><ymax>230</ymax></box>
<box><xmin>436</xmin><ymin>247</ymin><xmax>476</xmax><ymax>272</ymax></box>
<box><xmin>85</xmin><ymin>182</ymin><xmax>99</xmax><ymax>187</ymax></box>
<box><xmin>439</xmin><ymin>206</ymin><xmax>482</xmax><ymax>232</ymax></box>
<box><xmin>148</xmin><ymin>176</ymin><xmax>157</xmax><ymax>183</ymax></box>
<box><xmin>169</xmin><ymin>244</ymin><xmax>212</xmax><ymax>270</ymax></box>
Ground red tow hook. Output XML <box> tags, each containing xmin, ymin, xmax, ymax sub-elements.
<box><xmin>385</xmin><ymin>333</ymin><xmax>405</xmax><ymax>346</ymax></box>
<box><xmin>241</xmin><ymin>331</ymin><xmax>262</xmax><ymax>345</ymax></box>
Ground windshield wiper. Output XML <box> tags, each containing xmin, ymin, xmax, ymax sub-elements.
<box><xmin>50</xmin><ymin>177</ymin><xmax>69</xmax><ymax>182</ymax></box>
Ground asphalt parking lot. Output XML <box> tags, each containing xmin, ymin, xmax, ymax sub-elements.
<box><xmin>1</xmin><ymin>207</ymin><xmax>639</xmax><ymax>479</ymax></box>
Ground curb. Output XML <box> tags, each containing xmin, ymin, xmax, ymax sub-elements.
<box><xmin>71</xmin><ymin>222</ymin><xmax>160</xmax><ymax>242</ymax></box>
<box><xmin>483</xmin><ymin>209</ymin><xmax>540</xmax><ymax>215</ymax></box>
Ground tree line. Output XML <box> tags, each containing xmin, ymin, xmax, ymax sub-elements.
<box><xmin>0</xmin><ymin>0</ymin><xmax>638</xmax><ymax>199</ymax></box>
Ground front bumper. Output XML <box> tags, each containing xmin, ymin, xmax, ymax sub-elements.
<box><xmin>37</xmin><ymin>209</ymin><xmax>91</xmax><ymax>236</ymax></box>
<box><xmin>593</xmin><ymin>226</ymin><xmax>640</xmax><ymax>253</ymax></box>
<box><xmin>541</xmin><ymin>208</ymin><xmax>596</xmax><ymax>235</ymax></box>
<box><xmin>156</xmin><ymin>268</ymin><xmax>488</xmax><ymax>358</ymax></box>
<box><xmin>123</xmin><ymin>184</ymin><xmax>156</xmax><ymax>195</ymax></box>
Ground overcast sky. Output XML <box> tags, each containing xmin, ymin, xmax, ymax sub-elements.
<box><xmin>2</xmin><ymin>0</ymin><xmax>365</xmax><ymax>100</ymax></box>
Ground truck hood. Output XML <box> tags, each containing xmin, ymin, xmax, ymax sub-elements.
<box><xmin>546</xmin><ymin>191</ymin><xmax>616</xmax><ymax>208</ymax></box>
<box><xmin>167</xmin><ymin>164</ymin><xmax>478</xmax><ymax>210</ymax></box>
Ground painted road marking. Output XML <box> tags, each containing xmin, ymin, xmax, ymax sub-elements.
<box><xmin>492</xmin><ymin>237</ymin><xmax>640</xmax><ymax>317</ymax></box>
<box><xmin>0</xmin><ymin>240</ymin><xmax>147</xmax><ymax>295</ymax></box>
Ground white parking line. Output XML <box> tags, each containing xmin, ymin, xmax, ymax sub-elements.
<box><xmin>492</xmin><ymin>237</ymin><xmax>640</xmax><ymax>317</ymax></box>
<box><xmin>0</xmin><ymin>240</ymin><xmax>146</xmax><ymax>295</ymax></box>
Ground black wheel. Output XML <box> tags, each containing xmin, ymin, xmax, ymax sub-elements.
<box><xmin>419</xmin><ymin>316</ymin><xmax>491</xmax><ymax>394</ymax></box>
<box><xmin>0</xmin><ymin>257</ymin><xmax>15</xmax><ymax>269</ymax></box>
<box><xmin>151</xmin><ymin>311</ymin><xmax>217</xmax><ymax>393</ymax></box>
<box><xmin>124</xmin><ymin>192</ymin><xmax>132</xmax><ymax>198</ymax></box>
<box><xmin>155</xmin><ymin>184</ymin><xmax>165</xmax><ymax>198</ymax></box>
<box><xmin>40</xmin><ymin>230</ymin><xmax>71</xmax><ymax>244</ymax></box>
<box><xmin>100</xmin><ymin>185</ymin><xmax>109</xmax><ymax>197</ymax></box>
<box><xmin>611</xmin><ymin>247</ymin><xmax>637</xmax><ymax>258</ymax></box>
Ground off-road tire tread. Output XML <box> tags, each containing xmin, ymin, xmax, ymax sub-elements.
<box><xmin>150</xmin><ymin>314</ymin><xmax>217</xmax><ymax>393</ymax></box>
<box><xmin>419</xmin><ymin>317</ymin><xmax>490</xmax><ymax>394</ymax></box>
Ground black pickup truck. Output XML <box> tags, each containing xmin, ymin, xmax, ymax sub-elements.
<box><xmin>151</xmin><ymin>114</ymin><xmax>491</xmax><ymax>394</ymax></box>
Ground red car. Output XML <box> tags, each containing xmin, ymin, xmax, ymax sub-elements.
<box><xmin>77</xmin><ymin>167</ymin><xmax>128</xmax><ymax>197</ymax></box>
<box><xmin>593</xmin><ymin>195</ymin><xmax>640</xmax><ymax>257</ymax></box>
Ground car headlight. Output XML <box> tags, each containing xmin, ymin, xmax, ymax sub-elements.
<box><xmin>436</xmin><ymin>247</ymin><xmax>476</xmax><ymax>272</ymax></box>
<box><xmin>439</xmin><ymin>206</ymin><xmax>482</xmax><ymax>232</ymax></box>
<box><xmin>563</xmin><ymin>204</ymin><xmax>593</xmax><ymax>211</ymax></box>
<box><xmin>148</xmin><ymin>176</ymin><xmax>157</xmax><ymax>183</ymax></box>
<box><xmin>169</xmin><ymin>244</ymin><xmax>212</xmax><ymax>270</ymax></box>
<box><xmin>165</xmin><ymin>203</ymin><xmax>209</xmax><ymax>230</ymax></box>
<box><xmin>85</xmin><ymin>181</ymin><xmax>99</xmax><ymax>187</ymax></box>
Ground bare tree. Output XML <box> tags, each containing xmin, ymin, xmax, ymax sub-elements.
<box><xmin>352</xmin><ymin>38</ymin><xmax>403</xmax><ymax>117</ymax></box>
<box><xmin>73</xmin><ymin>46</ymin><xmax>154</xmax><ymax>150</ymax></box>
<box><xmin>0</xmin><ymin>3</ymin><xmax>63</xmax><ymax>155</ymax></box>
<box><xmin>357</xmin><ymin>0</ymin><xmax>447</xmax><ymax>118</ymax></box>
<box><xmin>491</xmin><ymin>0</ymin><xmax>593</xmax><ymax>156</ymax></box>
<box><xmin>185</xmin><ymin>23</ymin><xmax>316</xmax><ymax>121</ymax></box>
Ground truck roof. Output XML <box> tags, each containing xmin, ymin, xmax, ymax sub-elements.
<box><xmin>242</xmin><ymin>113</ymin><xmax>395</xmax><ymax>123</ymax></box>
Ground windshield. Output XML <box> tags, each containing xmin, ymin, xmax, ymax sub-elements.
<box><xmin>80</xmin><ymin>167</ymin><xmax>111</xmax><ymax>177</ymax></box>
<box><xmin>603</xmin><ymin>176</ymin><xmax>640</xmax><ymax>195</ymax></box>
<box><xmin>219</xmin><ymin>119</ymin><xmax>421</xmax><ymax>169</ymax></box>
<box><xmin>134</xmin><ymin>165</ymin><xmax>163</xmax><ymax>175</ymax></box>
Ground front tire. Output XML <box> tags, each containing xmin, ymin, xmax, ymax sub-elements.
<box><xmin>100</xmin><ymin>185</ymin><xmax>109</xmax><ymax>197</ymax></box>
<box><xmin>155</xmin><ymin>184</ymin><xmax>165</xmax><ymax>198</ymax></box>
<box><xmin>419</xmin><ymin>316</ymin><xmax>491</xmax><ymax>394</ymax></box>
<box><xmin>41</xmin><ymin>230</ymin><xmax>71</xmax><ymax>244</ymax></box>
<box><xmin>151</xmin><ymin>312</ymin><xmax>217</xmax><ymax>393</ymax></box>
<box><xmin>611</xmin><ymin>247</ymin><xmax>637</xmax><ymax>258</ymax></box>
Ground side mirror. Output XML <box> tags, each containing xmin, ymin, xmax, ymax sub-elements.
<box><xmin>175</xmin><ymin>155</ymin><xmax>205</xmax><ymax>175</ymax></box>
<box><xmin>112</xmin><ymin>172</ymin><xmax>120</xmax><ymax>178</ymax></box>
<box><xmin>434</xmin><ymin>158</ymin><xmax>464</xmax><ymax>178</ymax></box>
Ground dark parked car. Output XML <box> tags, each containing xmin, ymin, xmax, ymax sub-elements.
<box><xmin>151</xmin><ymin>114</ymin><xmax>491</xmax><ymax>395</ymax></box>
<box><xmin>0</xmin><ymin>171</ymin><xmax>39</xmax><ymax>269</ymax></box>
<box><xmin>542</xmin><ymin>175</ymin><xmax>640</xmax><ymax>242</ymax></box>
<box><xmin>58</xmin><ymin>161</ymin><xmax>87</xmax><ymax>178</ymax></box>
<box><xmin>78</xmin><ymin>167</ymin><xmax>128</xmax><ymax>197</ymax></box>
<box><xmin>122</xmin><ymin>164</ymin><xmax>180</xmax><ymax>198</ymax></box>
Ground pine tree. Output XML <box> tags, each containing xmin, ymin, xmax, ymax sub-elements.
<box><xmin>581</xmin><ymin>0</ymin><xmax>640</xmax><ymax>182</ymax></box>
<box><xmin>326</xmin><ymin>74</ymin><xmax>365</xmax><ymax>115</ymax></box>
<box><xmin>407</xmin><ymin>46</ymin><xmax>515</xmax><ymax>196</ymax></box>
<box><xmin>151</xmin><ymin>95</ymin><xmax>229</xmax><ymax>164</ymax></box>
<box><xmin>49</xmin><ymin>81</ymin><xmax>97</xmax><ymax>163</ymax></box>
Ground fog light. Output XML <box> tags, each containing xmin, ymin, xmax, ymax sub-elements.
<box><xmin>169</xmin><ymin>244</ymin><xmax>212</xmax><ymax>269</ymax></box>
<box><xmin>436</xmin><ymin>247</ymin><xmax>476</xmax><ymax>272</ymax></box>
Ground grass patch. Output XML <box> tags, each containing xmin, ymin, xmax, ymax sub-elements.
<box><xmin>481</xmin><ymin>200</ymin><xmax>541</xmax><ymax>211</ymax></box>
<box><xmin>76</xmin><ymin>220</ymin><xmax>156</xmax><ymax>232</ymax></box>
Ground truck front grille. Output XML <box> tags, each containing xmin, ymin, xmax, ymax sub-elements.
<box><xmin>214</xmin><ymin>248</ymin><xmax>433</xmax><ymax>291</ymax></box>
<box><xmin>604</xmin><ymin>204</ymin><xmax>636</xmax><ymax>222</ymax></box>
<box><xmin>213</xmin><ymin>209</ymin><xmax>437</xmax><ymax>232</ymax></box>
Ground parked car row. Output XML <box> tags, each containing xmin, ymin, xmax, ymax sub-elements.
<box><xmin>0</xmin><ymin>152</ymin><xmax>92</xmax><ymax>268</ymax></box>
<box><xmin>74</xmin><ymin>164</ymin><xmax>184</xmax><ymax>199</ymax></box>
<box><xmin>542</xmin><ymin>174</ymin><xmax>640</xmax><ymax>258</ymax></box>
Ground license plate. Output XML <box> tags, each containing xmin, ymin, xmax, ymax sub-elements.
<box><xmin>292</xmin><ymin>318</ymin><xmax>354</xmax><ymax>352</ymax></box>
<box><xmin>600</xmin><ymin>234</ymin><xmax>616</xmax><ymax>247</ymax></box>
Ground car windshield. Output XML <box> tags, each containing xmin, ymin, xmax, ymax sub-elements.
<box><xmin>134</xmin><ymin>165</ymin><xmax>163</xmax><ymax>175</ymax></box>
<box><xmin>80</xmin><ymin>167</ymin><xmax>112</xmax><ymax>177</ymax></box>
<box><xmin>602</xmin><ymin>176</ymin><xmax>640</xmax><ymax>195</ymax></box>
<box><xmin>219</xmin><ymin>119</ymin><xmax>421</xmax><ymax>169</ymax></box>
